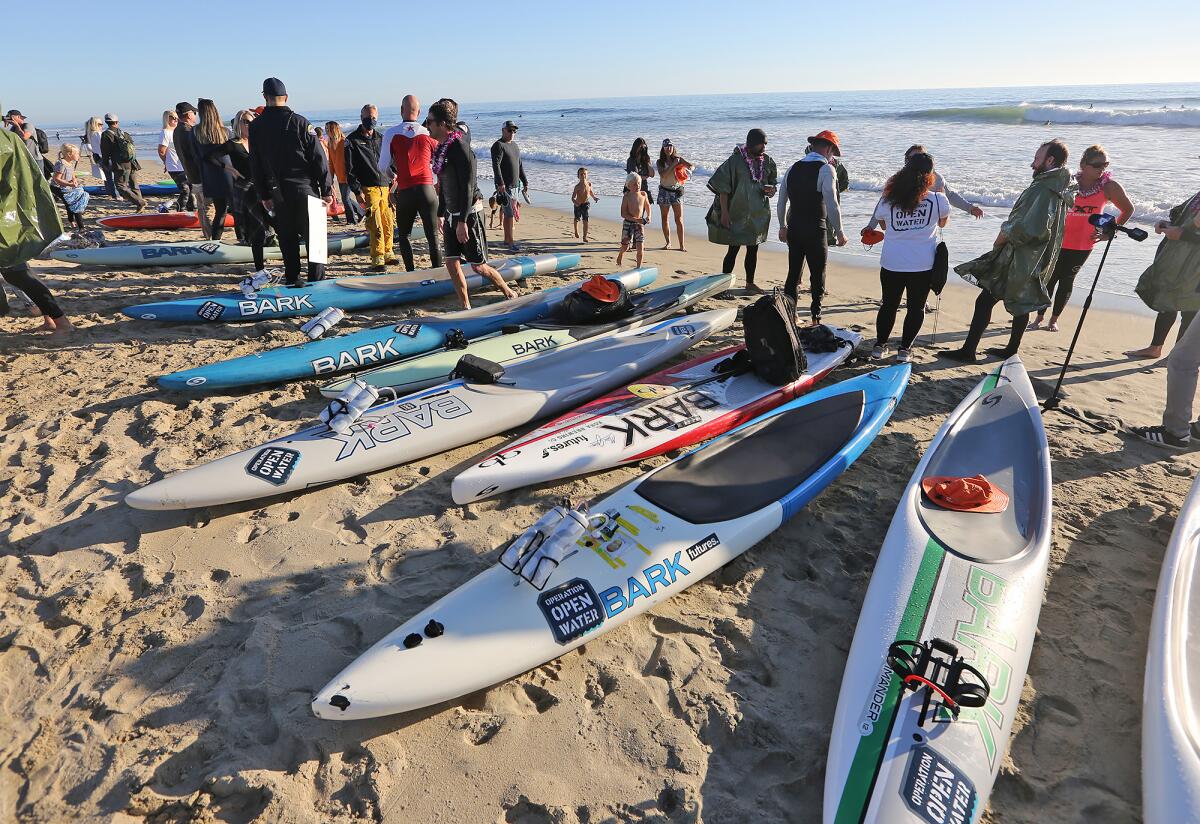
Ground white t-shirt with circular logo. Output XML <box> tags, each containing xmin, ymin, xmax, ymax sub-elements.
<box><xmin>873</xmin><ymin>191</ymin><xmax>949</xmax><ymax>272</ymax></box>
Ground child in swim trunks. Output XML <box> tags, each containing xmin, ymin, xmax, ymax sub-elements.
<box><xmin>616</xmin><ymin>172</ymin><xmax>650</xmax><ymax>268</ymax></box>
<box><xmin>572</xmin><ymin>167</ymin><xmax>600</xmax><ymax>241</ymax></box>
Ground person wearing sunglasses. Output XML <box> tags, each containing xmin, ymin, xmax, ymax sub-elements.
<box><xmin>1031</xmin><ymin>144</ymin><xmax>1133</xmax><ymax>332</ymax></box>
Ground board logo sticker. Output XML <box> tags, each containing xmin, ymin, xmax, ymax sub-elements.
<box><xmin>245</xmin><ymin>447</ymin><xmax>301</xmax><ymax>486</ymax></box>
<box><xmin>537</xmin><ymin>578</ymin><xmax>604</xmax><ymax>644</ymax></box>
<box><xmin>685</xmin><ymin>533</ymin><xmax>720</xmax><ymax>562</ymax></box>
<box><xmin>900</xmin><ymin>745</ymin><xmax>977</xmax><ymax>824</ymax></box>
<box><xmin>669</xmin><ymin>324</ymin><xmax>696</xmax><ymax>336</ymax></box>
<box><xmin>199</xmin><ymin>242</ymin><xmax>220</xmax><ymax>254</ymax></box>
<box><xmin>197</xmin><ymin>301</ymin><xmax>225</xmax><ymax>321</ymax></box>
<box><xmin>185</xmin><ymin>377</ymin><xmax>207</xmax><ymax>387</ymax></box>
<box><xmin>628</xmin><ymin>383</ymin><xmax>677</xmax><ymax>400</ymax></box>
<box><xmin>394</xmin><ymin>323</ymin><xmax>422</xmax><ymax>337</ymax></box>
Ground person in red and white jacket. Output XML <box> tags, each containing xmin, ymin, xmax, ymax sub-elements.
<box><xmin>378</xmin><ymin>94</ymin><xmax>443</xmax><ymax>271</ymax></box>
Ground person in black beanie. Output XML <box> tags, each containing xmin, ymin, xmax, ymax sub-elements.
<box><xmin>248</xmin><ymin>77</ymin><xmax>332</xmax><ymax>286</ymax></box>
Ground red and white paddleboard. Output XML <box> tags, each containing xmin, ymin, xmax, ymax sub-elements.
<box><xmin>98</xmin><ymin>201</ymin><xmax>345</xmax><ymax>231</ymax></box>
<box><xmin>98</xmin><ymin>211</ymin><xmax>236</xmax><ymax>230</ymax></box>
<box><xmin>450</xmin><ymin>325</ymin><xmax>861</xmax><ymax>503</ymax></box>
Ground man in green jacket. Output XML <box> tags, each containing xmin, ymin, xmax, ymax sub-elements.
<box><xmin>0</xmin><ymin>119</ymin><xmax>73</xmax><ymax>334</ymax></box>
<box><xmin>1127</xmin><ymin>193</ymin><xmax>1200</xmax><ymax>448</ymax></box>
<box><xmin>943</xmin><ymin>140</ymin><xmax>1073</xmax><ymax>362</ymax></box>
<box><xmin>706</xmin><ymin>128</ymin><xmax>778</xmax><ymax>292</ymax></box>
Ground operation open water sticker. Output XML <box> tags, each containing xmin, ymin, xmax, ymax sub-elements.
<box><xmin>537</xmin><ymin>578</ymin><xmax>604</xmax><ymax>644</ymax></box>
<box><xmin>245</xmin><ymin>447</ymin><xmax>301</xmax><ymax>486</ymax></box>
<box><xmin>901</xmin><ymin>745</ymin><xmax>977</xmax><ymax>824</ymax></box>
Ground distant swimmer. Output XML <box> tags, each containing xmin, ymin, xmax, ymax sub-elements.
<box><xmin>1044</xmin><ymin>120</ymin><xmax>1052</xmax><ymax>125</ymax></box>
<box><xmin>1089</xmin><ymin>103</ymin><xmax>1094</xmax><ymax>109</ymax></box>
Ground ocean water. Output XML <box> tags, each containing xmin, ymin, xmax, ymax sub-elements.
<box><xmin>57</xmin><ymin>83</ymin><xmax>1200</xmax><ymax>299</ymax></box>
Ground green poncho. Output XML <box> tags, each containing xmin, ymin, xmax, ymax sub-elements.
<box><xmin>0</xmin><ymin>126</ymin><xmax>62</xmax><ymax>269</ymax></box>
<box><xmin>955</xmin><ymin>166</ymin><xmax>1074</xmax><ymax>316</ymax></box>
<box><xmin>1134</xmin><ymin>193</ymin><xmax>1200</xmax><ymax>313</ymax></box>
<box><xmin>705</xmin><ymin>147</ymin><xmax>778</xmax><ymax>246</ymax></box>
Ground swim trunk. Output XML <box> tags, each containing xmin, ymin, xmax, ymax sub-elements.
<box><xmin>444</xmin><ymin>210</ymin><xmax>489</xmax><ymax>264</ymax></box>
<box><xmin>573</xmin><ymin>202</ymin><xmax>590</xmax><ymax>221</ymax></box>
<box><xmin>621</xmin><ymin>219</ymin><xmax>644</xmax><ymax>247</ymax></box>
<box><xmin>499</xmin><ymin>183</ymin><xmax>522</xmax><ymax>218</ymax></box>
<box><xmin>657</xmin><ymin>185</ymin><xmax>683</xmax><ymax>206</ymax></box>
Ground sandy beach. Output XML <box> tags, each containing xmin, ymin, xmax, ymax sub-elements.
<box><xmin>0</xmin><ymin>185</ymin><xmax>1189</xmax><ymax>823</ymax></box>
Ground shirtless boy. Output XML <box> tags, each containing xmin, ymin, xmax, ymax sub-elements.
<box><xmin>571</xmin><ymin>167</ymin><xmax>600</xmax><ymax>241</ymax></box>
<box><xmin>616</xmin><ymin>172</ymin><xmax>650</xmax><ymax>268</ymax></box>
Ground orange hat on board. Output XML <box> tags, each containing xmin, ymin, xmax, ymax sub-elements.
<box><xmin>580</xmin><ymin>275</ymin><xmax>621</xmax><ymax>303</ymax></box>
<box><xmin>921</xmin><ymin>474</ymin><xmax>1009</xmax><ymax>513</ymax></box>
<box><xmin>807</xmin><ymin>129</ymin><xmax>842</xmax><ymax>156</ymax></box>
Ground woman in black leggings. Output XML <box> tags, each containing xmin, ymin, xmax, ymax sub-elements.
<box><xmin>194</xmin><ymin>98</ymin><xmax>234</xmax><ymax>242</ymax></box>
<box><xmin>865</xmin><ymin>152</ymin><xmax>949</xmax><ymax>361</ymax></box>
<box><xmin>1</xmin><ymin>264</ymin><xmax>73</xmax><ymax>334</ymax></box>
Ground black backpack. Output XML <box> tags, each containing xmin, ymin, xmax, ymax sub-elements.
<box><xmin>34</xmin><ymin>128</ymin><xmax>50</xmax><ymax>154</ymax></box>
<box><xmin>561</xmin><ymin>281</ymin><xmax>633</xmax><ymax>324</ymax></box>
<box><xmin>743</xmin><ymin>288</ymin><xmax>806</xmax><ymax>385</ymax></box>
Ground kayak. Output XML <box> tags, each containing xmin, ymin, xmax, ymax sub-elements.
<box><xmin>83</xmin><ymin>182</ymin><xmax>178</xmax><ymax>196</ymax></box>
<box><xmin>309</xmin><ymin>364</ymin><xmax>910</xmax><ymax>720</ymax></box>
<box><xmin>127</xmin><ymin>252</ymin><xmax>580</xmax><ymax>324</ymax></box>
<box><xmin>98</xmin><ymin>212</ymin><xmax>235</xmax><ymax>230</ymax></box>
<box><xmin>451</xmin><ymin>325</ymin><xmax>861</xmax><ymax>503</ymax></box>
<box><xmin>48</xmin><ymin>233</ymin><xmax>369</xmax><ymax>267</ymax></box>
<box><xmin>1143</xmin><ymin>473</ymin><xmax>1200</xmax><ymax>824</ymax></box>
<box><xmin>824</xmin><ymin>356</ymin><xmax>1052</xmax><ymax>824</ymax></box>
<box><xmin>126</xmin><ymin>308</ymin><xmax>735</xmax><ymax>510</ymax></box>
<box><xmin>318</xmin><ymin>273</ymin><xmax>734</xmax><ymax>399</ymax></box>
<box><xmin>155</xmin><ymin>257</ymin><xmax>604</xmax><ymax>392</ymax></box>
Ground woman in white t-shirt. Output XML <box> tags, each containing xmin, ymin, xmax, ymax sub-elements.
<box><xmin>866</xmin><ymin>152</ymin><xmax>949</xmax><ymax>362</ymax></box>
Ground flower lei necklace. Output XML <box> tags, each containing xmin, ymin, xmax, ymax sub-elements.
<box><xmin>431</xmin><ymin>131</ymin><xmax>462</xmax><ymax>175</ymax></box>
<box><xmin>738</xmin><ymin>144</ymin><xmax>766</xmax><ymax>183</ymax></box>
<box><xmin>1075</xmin><ymin>169</ymin><xmax>1111</xmax><ymax>198</ymax></box>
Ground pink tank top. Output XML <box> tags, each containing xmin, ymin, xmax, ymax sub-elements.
<box><xmin>1063</xmin><ymin>180</ymin><xmax>1110</xmax><ymax>251</ymax></box>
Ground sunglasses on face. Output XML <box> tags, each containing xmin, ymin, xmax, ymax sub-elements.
<box><xmin>1087</xmin><ymin>161</ymin><xmax>1110</xmax><ymax>169</ymax></box>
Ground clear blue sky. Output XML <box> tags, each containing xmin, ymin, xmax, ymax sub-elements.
<box><xmin>7</xmin><ymin>0</ymin><xmax>1198</xmax><ymax>125</ymax></box>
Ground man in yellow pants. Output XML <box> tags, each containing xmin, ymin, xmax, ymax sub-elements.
<box><xmin>345</xmin><ymin>104</ymin><xmax>397</xmax><ymax>271</ymax></box>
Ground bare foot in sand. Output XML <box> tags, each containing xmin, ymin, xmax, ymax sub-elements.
<box><xmin>1127</xmin><ymin>345</ymin><xmax>1164</xmax><ymax>359</ymax></box>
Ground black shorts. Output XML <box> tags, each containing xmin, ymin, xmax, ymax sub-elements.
<box><xmin>444</xmin><ymin>211</ymin><xmax>488</xmax><ymax>264</ymax></box>
<box><xmin>573</xmin><ymin>202</ymin><xmax>590</xmax><ymax>221</ymax></box>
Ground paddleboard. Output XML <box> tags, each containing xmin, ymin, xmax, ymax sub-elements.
<box><xmin>318</xmin><ymin>273</ymin><xmax>734</xmax><ymax>399</ymax></box>
<box><xmin>128</xmin><ymin>252</ymin><xmax>580</xmax><ymax>324</ymax></box>
<box><xmin>824</xmin><ymin>356</ymin><xmax>1052</xmax><ymax>824</ymax></box>
<box><xmin>98</xmin><ymin>212</ymin><xmax>235</xmax><ymax>230</ymax></box>
<box><xmin>155</xmin><ymin>256</ymin><xmax>606</xmax><ymax>392</ymax></box>
<box><xmin>308</xmin><ymin>364</ymin><xmax>910</xmax><ymax>720</ymax></box>
<box><xmin>48</xmin><ymin>234</ymin><xmax>369</xmax><ymax>267</ymax></box>
<box><xmin>126</xmin><ymin>308</ymin><xmax>735</xmax><ymax>510</ymax></box>
<box><xmin>83</xmin><ymin>183</ymin><xmax>178</xmax><ymax>196</ymax></box>
<box><xmin>452</xmin><ymin>325</ymin><xmax>861</xmax><ymax>503</ymax></box>
<box><xmin>1143</xmin><ymin>472</ymin><xmax>1200</xmax><ymax>824</ymax></box>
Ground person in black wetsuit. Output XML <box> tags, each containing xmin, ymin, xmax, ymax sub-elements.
<box><xmin>426</xmin><ymin>99</ymin><xmax>517</xmax><ymax>309</ymax></box>
<box><xmin>248</xmin><ymin>77</ymin><xmax>332</xmax><ymax>287</ymax></box>
<box><xmin>776</xmin><ymin>129</ymin><xmax>847</xmax><ymax>325</ymax></box>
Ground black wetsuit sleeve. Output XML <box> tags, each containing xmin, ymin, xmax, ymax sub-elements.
<box><xmin>451</xmin><ymin>141</ymin><xmax>473</xmax><ymax>222</ymax></box>
<box><xmin>519</xmin><ymin>156</ymin><xmax>528</xmax><ymax>189</ymax></box>
<box><xmin>490</xmin><ymin>141</ymin><xmax>503</xmax><ymax>188</ymax></box>
<box><xmin>249</xmin><ymin>123</ymin><xmax>270</xmax><ymax>200</ymax></box>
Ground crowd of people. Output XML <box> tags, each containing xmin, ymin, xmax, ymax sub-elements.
<box><xmin>5</xmin><ymin>84</ymin><xmax>1200</xmax><ymax>453</ymax></box>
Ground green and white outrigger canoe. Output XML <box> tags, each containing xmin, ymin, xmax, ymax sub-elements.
<box><xmin>824</xmin><ymin>356</ymin><xmax>1052</xmax><ymax>824</ymax></box>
